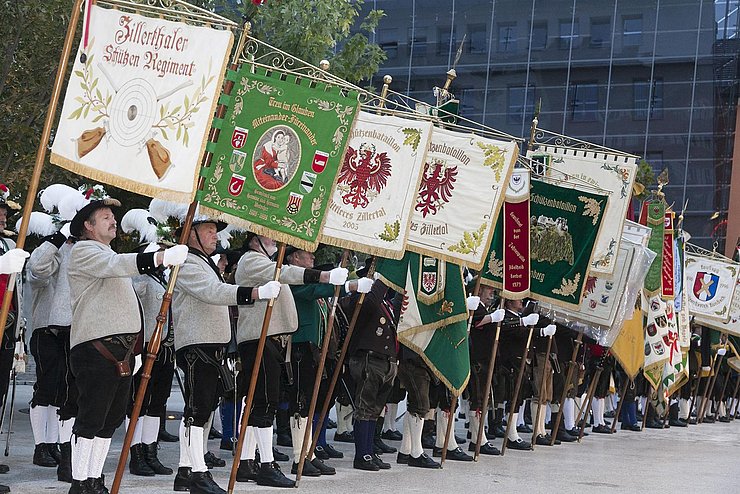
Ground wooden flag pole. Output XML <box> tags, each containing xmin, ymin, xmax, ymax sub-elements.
<box><xmin>112</xmin><ymin>21</ymin><xmax>249</xmax><ymax>494</ymax></box>
<box><xmin>0</xmin><ymin>0</ymin><xmax>85</xmax><ymax>341</ymax></box>
<box><xmin>610</xmin><ymin>378</ymin><xmax>630</xmax><ymax>434</ymax></box>
<box><xmin>699</xmin><ymin>350</ymin><xmax>725</xmax><ymax>423</ymax></box>
<box><xmin>307</xmin><ymin>258</ymin><xmax>377</xmax><ymax>465</ymax></box>
<box><xmin>294</xmin><ymin>250</ymin><xmax>350</xmax><ymax>486</ymax></box>
<box><xmin>500</xmin><ymin>324</ymin><xmax>535</xmax><ymax>456</ymax></box>
<box><xmin>578</xmin><ymin>365</ymin><xmax>602</xmax><ymax>441</ymax></box>
<box><xmin>473</xmin><ymin>297</ymin><xmax>505</xmax><ymax>461</ymax></box>
<box><xmin>717</xmin><ymin>368</ymin><xmax>732</xmax><ymax>412</ymax></box>
<box><xmin>227</xmin><ymin>242</ymin><xmax>287</xmax><ymax>494</ymax></box>
<box><xmin>549</xmin><ymin>333</ymin><xmax>583</xmax><ymax>445</ymax></box>
<box><xmin>530</xmin><ymin>334</ymin><xmax>553</xmax><ymax>450</ymax></box>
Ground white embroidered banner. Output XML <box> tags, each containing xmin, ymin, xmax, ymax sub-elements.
<box><xmin>319</xmin><ymin>111</ymin><xmax>432</xmax><ymax>258</ymax></box>
<box><xmin>685</xmin><ymin>253</ymin><xmax>739</xmax><ymax>323</ymax></box>
<box><xmin>528</xmin><ymin>146</ymin><xmax>637</xmax><ymax>276</ymax></box>
<box><xmin>406</xmin><ymin>126</ymin><xmax>518</xmax><ymax>269</ymax></box>
<box><xmin>50</xmin><ymin>4</ymin><xmax>233</xmax><ymax>202</ymax></box>
<box><xmin>695</xmin><ymin>278</ymin><xmax>740</xmax><ymax>337</ymax></box>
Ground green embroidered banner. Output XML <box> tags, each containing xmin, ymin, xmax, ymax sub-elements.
<box><xmin>482</xmin><ymin>179</ymin><xmax>608</xmax><ymax>308</ymax></box>
<box><xmin>376</xmin><ymin>252</ymin><xmax>470</xmax><ymax>394</ymax></box>
<box><xmin>198</xmin><ymin>68</ymin><xmax>359</xmax><ymax>250</ymax></box>
<box><xmin>639</xmin><ymin>201</ymin><xmax>665</xmax><ymax>296</ymax></box>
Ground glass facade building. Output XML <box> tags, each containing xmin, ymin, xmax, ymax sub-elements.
<box><xmin>359</xmin><ymin>0</ymin><xmax>740</xmax><ymax>250</ymax></box>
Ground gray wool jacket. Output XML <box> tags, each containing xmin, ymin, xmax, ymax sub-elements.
<box><xmin>0</xmin><ymin>236</ymin><xmax>23</xmax><ymax>338</ymax></box>
<box><xmin>67</xmin><ymin>240</ymin><xmax>153</xmax><ymax>348</ymax></box>
<box><xmin>27</xmin><ymin>233</ymin><xmax>73</xmax><ymax>329</ymax></box>
<box><xmin>234</xmin><ymin>250</ymin><xmax>306</xmax><ymax>344</ymax></box>
<box><xmin>132</xmin><ymin>273</ymin><xmax>167</xmax><ymax>343</ymax></box>
<box><xmin>172</xmin><ymin>251</ymin><xmax>253</xmax><ymax>350</ymax></box>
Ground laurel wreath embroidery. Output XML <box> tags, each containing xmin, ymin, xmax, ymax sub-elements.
<box><xmin>378</xmin><ymin>220</ymin><xmax>401</xmax><ymax>242</ymax></box>
<box><xmin>230</xmin><ymin>77</ymin><xmax>283</xmax><ymax>125</ymax></box>
<box><xmin>476</xmin><ymin>142</ymin><xmax>506</xmax><ymax>182</ymax></box>
<box><xmin>308</xmin><ymin>99</ymin><xmax>356</xmax><ymax>156</ymax></box>
<box><xmin>552</xmin><ymin>273</ymin><xmax>582</xmax><ymax>298</ymax></box>
<box><xmin>578</xmin><ymin>196</ymin><xmax>602</xmax><ymax>225</ymax></box>
<box><xmin>401</xmin><ymin>128</ymin><xmax>422</xmax><ymax>153</ymax></box>
<box><xmin>448</xmin><ymin>222</ymin><xmax>487</xmax><ymax>256</ymax></box>
<box><xmin>600</xmin><ymin>163</ymin><xmax>631</xmax><ymax>199</ymax></box>
<box><xmin>487</xmin><ymin>251</ymin><xmax>503</xmax><ymax>278</ymax></box>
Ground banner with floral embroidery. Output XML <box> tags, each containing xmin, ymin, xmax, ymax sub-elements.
<box><xmin>318</xmin><ymin>111</ymin><xmax>432</xmax><ymax>258</ymax></box>
<box><xmin>198</xmin><ymin>67</ymin><xmax>359</xmax><ymax>250</ymax></box>
<box><xmin>50</xmin><ymin>4</ymin><xmax>234</xmax><ymax>202</ymax></box>
<box><xmin>527</xmin><ymin>146</ymin><xmax>637</xmax><ymax>276</ymax></box>
<box><xmin>405</xmin><ymin>126</ymin><xmax>518</xmax><ymax>270</ymax></box>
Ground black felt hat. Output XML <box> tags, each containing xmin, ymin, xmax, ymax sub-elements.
<box><xmin>69</xmin><ymin>198</ymin><xmax>121</xmax><ymax>238</ymax></box>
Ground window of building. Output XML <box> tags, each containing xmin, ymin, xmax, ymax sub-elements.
<box><xmin>569</xmin><ymin>82</ymin><xmax>598</xmax><ymax>121</ymax></box>
<box><xmin>468</xmin><ymin>24</ymin><xmax>488</xmax><ymax>54</ymax></box>
<box><xmin>498</xmin><ymin>22</ymin><xmax>517</xmax><ymax>52</ymax></box>
<box><xmin>530</xmin><ymin>20</ymin><xmax>548</xmax><ymax>50</ymax></box>
<box><xmin>409</xmin><ymin>27</ymin><xmax>427</xmax><ymax>59</ymax></box>
<box><xmin>378</xmin><ymin>28</ymin><xmax>399</xmax><ymax>59</ymax></box>
<box><xmin>590</xmin><ymin>17</ymin><xmax>611</xmax><ymax>48</ymax></box>
<box><xmin>623</xmin><ymin>15</ymin><xmax>642</xmax><ymax>47</ymax></box>
<box><xmin>559</xmin><ymin>19</ymin><xmax>579</xmax><ymax>49</ymax></box>
<box><xmin>633</xmin><ymin>78</ymin><xmax>663</xmax><ymax>120</ymax></box>
<box><xmin>507</xmin><ymin>85</ymin><xmax>536</xmax><ymax>124</ymax></box>
<box><xmin>438</xmin><ymin>27</ymin><xmax>455</xmax><ymax>56</ymax></box>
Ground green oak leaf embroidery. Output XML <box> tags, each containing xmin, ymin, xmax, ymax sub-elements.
<box><xmin>448</xmin><ymin>222</ymin><xmax>487</xmax><ymax>256</ymax></box>
<box><xmin>378</xmin><ymin>220</ymin><xmax>401</xmax><ymax>242</ymax></box>
<box><xmin>401</xmin><ymin>128</ymin><xmax>422</xmax><ymax>152</ymax></box>
<box><xmin>477</xmin><ymin>142</ymin><xmax>506</xmax><ymax>181</ymax></box>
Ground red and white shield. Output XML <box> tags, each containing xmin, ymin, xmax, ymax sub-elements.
<box><xmin>228</xmin><ymin>174</ymin><xmax>245</xmax><ymax>196</ymax></box>
<box><xmin>286</xmin><ymin>192</ymin><xmax>303</xmax><ymax>215</ymax></box>
<box><xmin>231</xmin><ymin>127</ymin><xmax>249</xmax><ymax>149</ymax></box>
<box><xmin>312</xmin><ymin>150</ymin><xmax>329</xmax><ymax>173</ymax></box>
<box><xmin>422</xmin><ymin>272</ymin><xmax>437</xmax><ymax>293</ymax></box>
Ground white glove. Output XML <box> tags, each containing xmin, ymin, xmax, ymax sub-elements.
<box><xmin>162</xmin><ymin>245</ymin><xmax>188</xmax><ymax>267</ymax></box>
<box><xmin>328</xmin><ymin>267</ymin><xmax>349</xmax><ymax>286</ymax></box>
<box><xmin>522</xmin><ymin>313</ymin><xmax>539</xmax><ymax>326</ymax></box>
<box><xmin>717</xmin><ymin>348</ymin><xmax>727</xmax><ymax>356</ymax></box>
<box><xmin>490</xmin><ymin>308</ymin><xmax>505</xmax><ymax>323</ymax></box>
<box><xmin>466</xmin><ymin>296</ymin><xmax>480</xmax><ymax>311</ymax></box>
<box><xmin>354</xmin><ymin>277</ymin><xmax>373</xmax><ymax>294</ymax></box>
<box><xmin>0</xmin><ymin>249</ymin><xmax>29</xmax><ymax>274</ymax></box>
<box><xmin>60</xmin><ymin>222</ymin><xmax>71</xmax><ymax>238</ymax></box>
<box><xmin>257</xmin><ymin>280</ymin><xmax>281</xmax><ymax>300</ymax></box>
<box><xmin>541</xmin><ymin>324</ymin><xmax>557</xmax><ymax>337</ymax></box>
<box><xmin>701</xmin><ymin>365</ymin><xmax>711</xmax><ymax>372</ymax></box>
<box><xmin>373</xmin><ymin>271</ymin><xmax>382</xmax><ymax>280</ymax></box>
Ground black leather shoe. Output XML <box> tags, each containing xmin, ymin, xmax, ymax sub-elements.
<box><xmin>468</xmin><ymin>442</ymin><xmax>500</xmax><ymax>455</ymax></box>
<box><xmin>455</xmin><ymin>434</ymin><xmax>466</xmax><ymax>445</ymax></box>
<box><xmin>408</xmin><ymin>452</ymin><xmax>440</xmax><ymax>468</ymax></box>
<box><xmin>311</xmin><ymin>458</ymin><xmax>336</xmax><ymax>475</ymax></box>
<box><xmin>535</xmin><ymin>434</ymin><xmax>560</xmax><ymax>445</ymax></box>
<box><xmin>291</xmin><ymin>460</ymin><xmax>321</xmax><ymax>477</ymax></box>
<box><xmin>353</xmin><ymin>454</ymin><xmax>380</xmax><ymax>471</ymax></box>
<box><xmin>189</xmin><ymin>470</ymin><xmax>226</xmax><ymax>494</ymax></box>
<box><xmin>87</xmin><ymin>477</ymin><xmax>108</xmax><ymax>494</ymax></box>
<box><xmin>421</xmin><ymin>435</ymin><xmax>435</xmax><ymax>449</ymax></box>
<box><xmin>321</xmin><ymin>444</ymin><xmax>344</xmax><ymax>458</ymax></box>
<box><xmin>492</xmin><ymin>424</ymin><xmax>506</xmax><ymax>438</ymax></box>
<box><xmin>719</xmin><ymin>416</ymin><xmax>731</xmax><ymax>423</ymax></box>
<box><xmin>276</xmin><ymin>433</ymin><xmax>292</xmax><ymax>447</ymax></box>
<box><xmin>204</xmin><ymin>451</ymin><xmax>226</xmax><ymax>468</ymax></box>
<box><xmin>516</xmin><ymin>424</ymin><xmax>533</xmax><ymax>434</ymax></box>
<box><xmin>396</xmin><ymin>452</ymin><xmax>409</xmax><ymax>464</ymax></box>
<box><xmin>48</xmin><ymin>443</ymin><xmax>62</xmax><ymax>464</ymax></box>
<box><xmin>670</xmin><ymin>418</ymin><xmax>688</xmax><ymax>427</ymax></box>
<box><xmin>327</xmin><ymin>418</ymin><xmax>337</xmax><ymax>429</ymax></box>
<box><xmin>68</xmin><ymin>479</ymin><xmax>86</xmax><ymax>494</ymax></box>
<box><xmin>128</xmin><ymin>444</ymin><xmax>155</xmax><ymax>476</ymax></box>
<box><xmin>34</xmin><ymin>443</ymin><xmax>58</xmax><ymax>467</ymax></box>
<box><xmin>506</xmin><ymin>438</ymin><xmax>531</xmax><ymax>450</ymax></box>
<box><xmin>0</xmin><ymin>485</ymin><xmax>7</xmax><ymax>494</ymax></box>
<box><xmin>58</xmin><ymin>442</ymin><xmax>72</xmax><ymax>483</ymax></box>
<box><xmin>236</xmin><ymin>459</ymin><xmax>260</xmax><ymax>482</ymax></box>
<box><xmin>173</xmin><ymin>467</ymin><xmax>191</xmax><ymax>491</ymax></box>
<box><xmin>381</xmin><ymin>430</ymin><xmax>403</xmax><ymax>441</ymax></box>
<box><xmin>620</xmin><ymin>423</ymin><xmax>641</xmax><ymax>431</ymax></box>
<box><xmin>703</xmin><ymin>415</ymin><xmax>716</xmax><ymax>423</ymax></box>
<box><xmin>219</xmin><ymin>439</ymin><xmax>233</xmax><ymax>451</ymax></box>
<box><xmin>372</xmin><ymin>453</ymin><xmax>391</xmax><ymax>469</ymax></box>
<box><xmin>567</xmin><ymin>428</ymin><xmax>588</xmax><ymax>437</ymax></box>
<box><xmin>0</xmin><ymin>465</ymin><xmax>8</xmax><ymax>474</ymax></box>
<box><xmin>645</xmin><ymin>420</ymin><xmax>663</xmax><ymax>429</ymax></box>
<box><xmin>208</xmin><ymin>428</ymin><xmax>222</xmax><ymax>440</ymax></box>
<box><xmin>256</xmin><ymin>461</ymin><xmax>295</xmax><ymax>488</ymax></box>
<box><xmin>273</xmin><ymin>447</ymin><xmax>289</xmax><ymax>462</ymax></box>
<box><xmin>592</xmin><ymin>425</ymin><xmax>613</xmax><ymax>434</ymax></box>
<box><xmin>333</xmin><ymin>431</ymin><xmax>354</xmax><ymax>443</ymax></box>
<box><xmin>437</xmin><ymin>446</ymin><xmax>473</xmax><ymax>461</ymax></box>
<box><xmin>143</xmin><ymin>442</ymin><xmax>173</xmax><ymax>475</ymax></box>
<box><xmin>314</xmin><ymin>445</ymin><xmax>330</xmax><ymax>460</ymax></box>
<box><xmin>374</xmin><ymin>437</ymin><xmax>397</xmax><ymax>454</ymax></box>
<box><xmin>159</xmin><ymin>422</ymin><xmax>179</xmax><ymax>442</ymax></box>
<box><xmin>556</xmin><ymin>428</ymin><xmax>577</xmax><ymax>442</ymax></box>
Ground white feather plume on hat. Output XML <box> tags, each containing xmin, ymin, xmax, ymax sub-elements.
<box><xmin>39</xmin><ymin>184</ymin><xmax>79</xmax><ymax>215</ymax></box>
<box><xmin>17</xmin><ymin>212</ymin><xmax>57</xmax><ymax>237</ymax></box>
<box><xmin>121</xmin><ymin>208</ymin><xmax>160</xmax><ymax>243</ymax></box>
<box><xmin>58</xmin><ymin>191</ymin><xmax>91</xmax><ymax>221</ymax></box>
<box><xmin>149</xmin><ymin>199</ymin><xmax>188</xmax><ymax>223</ymax></box>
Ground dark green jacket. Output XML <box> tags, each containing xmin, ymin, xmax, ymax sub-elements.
<box><xmin>290</xmin><ymin>283</ymin><xmax>344</xmax><ymax>345</ymax></box>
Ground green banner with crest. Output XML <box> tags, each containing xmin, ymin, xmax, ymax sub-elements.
<box><xmin>198</xmin><ymin>67</ymin><xmax>359</xmax><ymax>250</ymax></box>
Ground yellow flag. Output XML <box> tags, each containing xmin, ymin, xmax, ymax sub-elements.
<box><xmin>612</xmin><ymin>308</ymin><xmax>645</xmax><ymax>380</ymax></box>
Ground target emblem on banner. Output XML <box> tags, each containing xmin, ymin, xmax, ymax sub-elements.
<box><xmin>108</xmin><ymin>78</ymin><xmax>158</xmax><ymax>147</ymax></box>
